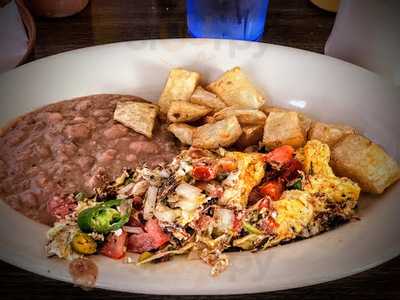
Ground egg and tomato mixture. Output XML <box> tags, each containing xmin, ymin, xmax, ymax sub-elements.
<box><xmin>46</xmin><ymin>140</ymin><xmax>360</xmax><ymax>276</ymax></box>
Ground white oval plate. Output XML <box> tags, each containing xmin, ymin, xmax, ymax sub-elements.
<box><xmin>0</xmin><ymin>39</ymin><xmax>399</xmax><ymax>295</ymax></box>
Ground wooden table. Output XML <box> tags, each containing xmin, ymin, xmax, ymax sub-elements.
<box><xmin>2</xmin><ymin>0</ymin><xmax>399</xmax><ymax>299</ymax></box>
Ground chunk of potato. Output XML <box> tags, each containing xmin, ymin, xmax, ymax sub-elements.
<box><xmin>331</xmin><ymin>134</ymin><xmax>400</xmax><ymax>194</ymax></box>
<box><xmin>168</xmin><ymin>123</ymin><xmax>194</xmax><ymax>145</ymax></box>
<box><xmin>113</xmin><ymin>101</ymin><xmax>158</xmax><ymax>138</ymax></box>
<box><xmin>260</xmin><ymin>105</ymin><xmax>312</xmax><ymax>136</ymax></box>
<box><xmin>236</xmin><ymin>125</ymin><xmax>264</xmax><ymax>148</ymax></box>
<box><xmin>259</xmin><ymin>105</ymin><xmax>289</xmax><ymax>115</ymax></box>
<box><xmin>190</xmin><ymin>86</ymin><xmax>227</xmax><ymax>112</ymax></box>
<box><xmin>298</xmin><ymin>113</ymin><xmax>313</xmax><ymax>136</ymax></box>
<box><xmin>213</xmin><ymin>107</ymin><xmax>266</xmax><ymax>126</ymax></box>
<box><xmin>207</xmin><ymin>67</ymin><xmax>266</xmax><ymax>109</ymax></box>
<box><xmin>158</xmin><ymin>68</ymin><xmax>200</xmax><ymax>114</ymax></box>
<box><xmin>167</xmin><ymin>101</ymin><xmax>211</xmax><ymax>123</ymax></box>
<box><xmin>192</xmin><ymin>116</ymin><xmax>242</xmax><ymax>149</ymax></box>
<box><xmin>263</xmin><ymin>111</ymin><xmax>306</xmax><ymax>149</ymax></box>
<box><xmin>308</xmin><ymin>121</ymin><xmax>356</xmax><ymax>147</ymax></box>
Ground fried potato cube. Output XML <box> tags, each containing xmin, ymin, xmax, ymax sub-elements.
<box><xmin>263</xmin><ymin>111</ymin><xmax>306</xmax><ymax>149</ymax></box>
<box><xmin>236</xmin><ymin>125</ymin><xmax>264</xmax><ymax>148</ymax></box>
<box><xmin>219</xmin><ymin>152</ymin><xmax>265</xmax><ymax>209</ymax></box>
<box><xmin>260</xmin><ymin>105</ymin><xmax>312</xmax><ymax>136</ymax></box>
<box><xmin>190</xmin><ymin>86</ymin><xmax>227</xmax><ymax>112</ymax></box>
<box><xmin>331</xmin><ymin>134</ymin><xmax>400</xmax><ymax>194</ymax></box>
<box><xmin>158</xmin><ymin>68</ymin><xmax>200</xmax><ymax>114</ymax></box>
<box><xmin>303</xmin><ymin>140</ymin><xmax>335</xmax><ymax>177</ymax></box>
<box><xmin>167</xmin><ymin>101</ymin><xmax>211</xmax><ymax>123</ymax></box>
<box><xmin>213</xmin><ymin>107</ymin><xmax>267</xmax><ymax>126</ymax></box>
<box><xmin>259</xmin><ymin>105</ymin><xmax>289</xmax><ymax>115</ymax></box>
<box><xmin>192</xmin><ymin>116</ymin><xmax>242</xmax><ymax>149</ymax></box>
<box><xmin>113</xmin><ymin>101</ymin><xmax>158</xmax><ymax>138</ymax></box>
<box><xmin>207</xmin><ymin>67</ymin><xmax>266</xmax><ymax>109</ymax></box>
<box><xmin>298</xmin><ymin>113</ymin><xmax>313</xmax><ymax>136</ymax></box>
<box><xmin>168</xmin><ymin>123</ymin><xmax>194</xmax><ymax>145</ymax></box>
<box><xmin>309</xmin><ymin>122</ymin><xmax>356</xmax><ymax>147</ymax></box>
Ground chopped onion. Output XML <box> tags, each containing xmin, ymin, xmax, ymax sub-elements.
<box><xmin>222</xmin><ymin>171</ymin><xmax>239</xmax><ymax>187</ymax></box>
<box><xmin>132</xmin><ymin>180</ymin><xmax>149</xmax><ymax>196</ymax></box>
<box><xmin>214</xmin><ymin>208</ymin><xmax>234</xmax><ymax>234</ymax></box>
<box><xmin>175</xmin><ymin>183</ymin><xmax>202</xmax><ymax>201</ymax></box>
<box><xmin>176</xmin><ymin>199</ymin><xmax>199</xmax><ymax>212</ymax></box>
<box><xmin>154</xmin><ymin>204</ymin><xmax>179</xmax><ymax>223</ymax></box>
<box><xmin>123</xmin><ymin>226</ymin><xmax>144</xmax><ymax>234</ymax></box>
<box><xmin>175</xmin><ymin>183</ymin><xmax>204</xmax><ymax>220</ymax></box>
<box><xmin>143</xmin><ymin>186</ymin><xmax>158</xmax><ymax>220</ymax></box>
<box><xmin>117</xmin><ymin>183</ymin><xmax>135</xmax><ymax>195</ymax></box>
<box><xmin>159</xmin><ymin>169</ymin><xmax>170</xmax><ymax>178</ymax></box>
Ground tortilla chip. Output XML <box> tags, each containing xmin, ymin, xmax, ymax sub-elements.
<box><xmin>113</xmin><ymin>101</ymin><xmax>158</xmax><ymax>138</ymax></box>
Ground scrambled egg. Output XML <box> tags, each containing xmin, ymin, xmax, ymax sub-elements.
<box><xmin>219</xmin><ymin>151</ymin><xmax>265</xmax><ymax>209</ymax></box>
<box><xmin>302</xmin><ymin>140</ymin><xmax>361</xmax><ymax>215</ymax></box>
<box><xmin>272</xmin><ymin>190</ymin><xmax>314</xmax><ymax>242</ymax></box>
<box><xmin>270</xmin><ymin>140</ymin><xmax>361</xmax><ymax>244</ymax></box>
<box><xmin>305</xmin><ymin>175</ymin><xmax>360</xmax><ymax>204</ymax></box>
<box><xmin>303</xmin><ymin>139</ymin><xmax>335</xmax><ymax>177</ymax></box>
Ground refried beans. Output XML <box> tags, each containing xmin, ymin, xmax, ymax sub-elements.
<box><xmin>0</xmin><ymin>94</ymin><xmax>181</xmax><ymax>225</ymax></box>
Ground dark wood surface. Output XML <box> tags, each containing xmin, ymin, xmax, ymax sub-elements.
<box><xmin>2</xmin><ymin>0</ymin><xmax>399</xmax><ymax>299</ymax></box>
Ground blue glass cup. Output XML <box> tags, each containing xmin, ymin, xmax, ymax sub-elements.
<box><xmin>186</xmin><ymin>0</ymin><xmax>269</xmax><ymax>41</ymax></box>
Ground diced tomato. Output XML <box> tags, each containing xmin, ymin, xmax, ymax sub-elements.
<box><xmin>215</xmin><ymin>157</ymin><xmax>238</xmax><ymax>173</ymax></box>
<box><xmin>260</xmin><ymin>216</ymin><xmax>278</xmax><ymax>235</ymax></box>
<box><xmin>281</xmin><ymin>159</ymin><xmax>303</xmax><ymax>181</ymax></box>
<box><xmin>144</xmin><ymin>219</ymin><xmax>170</xmax><ymax>248</ymax></box>
<box><xmin>127</xmin><ymin>233</ymin><xmax>154</xmax><ymax>253</ymax></box>
<box><xmin>258</xmin><ymin>180</ymin><xmax>284</xmax><ymax>201</ymax></box>
<box><xmin>47</xmin><ymin>195</ymin><xmax>77</xmax><ymax>219</ymax></box>
<box><xmin>100</xmin><ymin>231</ymin><xmax>128</xmax><ymax>259</ymax></box>
<box><xmin>192</xmin><ymin>165</ymin><xmax>216</xmax><ymax>181</ymax></box>
<box><xmin>262</xmin><ymin>145</ymin><xmax>294</xmax><ymax>166</ymax></box>
<box><xmin>127</xmin><ymin>219</ymin><xmax>170</xmax><ymax>253</ymax></box>
<box><xmin>232</xmin><ymin>214</ymin><xmax>242</xmax><ymax>233</ymax></box>
<box><xmin>193</xmin><ymin>215</ymin><xmax>213</xmax><ymax>232</ymax></box>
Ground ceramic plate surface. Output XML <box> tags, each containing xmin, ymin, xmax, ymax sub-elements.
<box><xmin>0</xmin><ymin>39</ymin><xmax>399</xmax><ymax>295</ymax></box>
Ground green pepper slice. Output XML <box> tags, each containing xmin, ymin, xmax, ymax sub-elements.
<box><xmin>77</xmin><ymin>199</ymin><xmax>132</xmax><ymax>234</ymax></box>
<box><xmin>243</xmin><ymin>222</ymin><xmax>263</xmax><ymax>235</ymax></box>
<box><xmin>288</xmin><ymin>180</ymin><xmax>302</xmax><ymax>190</ymax></box>
<box><xmin>292</xmin><ymin>180</ymin><xmax>302</xmax><ymax>190</ymax></box>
